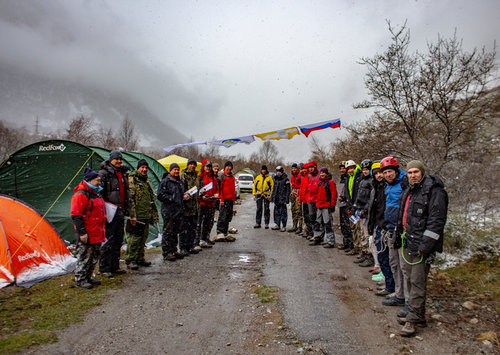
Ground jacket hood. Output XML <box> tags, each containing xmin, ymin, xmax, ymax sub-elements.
<box><xmin>275</xmin><ymin>172</ymin><xmax>287</xmax><ymax>180</ymax></box>
<box><xmin>73</xmin><ymin>180</ymin><xmax>98</xmax><ymax>195</ymax></box>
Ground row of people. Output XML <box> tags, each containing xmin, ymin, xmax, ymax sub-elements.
<box><xmin>71</xmin><ymin>151</ymin><xmax>238</xmax><ymax>289</ymax></box>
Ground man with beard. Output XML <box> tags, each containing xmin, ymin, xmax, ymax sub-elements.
<box><xmin>252</xmin><ymin>165</ymin><xmax>273</xmax><ymax>229</ymax></box>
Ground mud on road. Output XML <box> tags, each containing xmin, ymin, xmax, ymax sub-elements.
<box><xmin>33</xmin><ymin>196</ymin><xmax>492</xmax><ymax>354</ymax></box>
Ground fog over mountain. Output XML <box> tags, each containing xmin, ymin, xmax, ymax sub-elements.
<box><xmin>0</xmin><ymin>1</ymin><xmax>221</xmax><ymax>147</ymax></box>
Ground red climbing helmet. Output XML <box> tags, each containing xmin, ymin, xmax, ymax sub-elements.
<box><xmin>380</xmin><ymin>156</ymin><xmax>399</xmax><ymax>171</ymax></box>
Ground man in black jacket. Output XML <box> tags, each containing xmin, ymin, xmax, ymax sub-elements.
<box><xmin>396</xmin><ymin>160</ymin><xmax>448</xmax><ymax>337</ymax></box>
<box><xmin>271</xmin><ymin>166</ymin><xmax>291</xmax><ymax>232</ymax></box>
<box><xmin>157</xmin><ymin>163</ymin><xmax>188</xmax><ymax>261</ymax></box>
<box><xmin>99</xmin><ymin>150</ymin><xmax>130</xmax><ymax>278</ymax></box>
<box><xmin>337</xmin><ymin>161</ymin><xmax>353</xmax><ymax>250</ymax></box>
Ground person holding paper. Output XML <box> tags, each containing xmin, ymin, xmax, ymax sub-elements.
<box><xmin>215</xmin><ymin>161</ymin><xmax>236</xmax><ymax>242</ymax></box>
<box><xmin>157</xmin><ymin>163</ymin><xmax>187</xmax><ymax>261</ymax></box>
<box><xmin>71</xmin><ymin>168</ymin><xmax>106</xmax><ymax>289</ymax></box>
<box><xmin>196</xmin><ymin>160</ymin><xmax>219</xmax><ymax>248</ymax></box>
<box><xmin>180</xmin><ymin>159</ymin><xmax>201</xmax><ymax>255</ymax></box>
<box><xmin>98</xmin><ymin>150</ymin><xmax>131</xmax><ymax>278</ymax></box>
<box><xmin>126</xmin><ymin>159</ymin><xmax>159</xmax><ymax>270</ymax></box>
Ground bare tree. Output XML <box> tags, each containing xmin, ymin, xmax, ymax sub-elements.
<box><xmin>257</xmin><ymin>141</ymin><xmax>281</xmax><ymax>166</ymax></box>
<box><xmin>0</xmin><ymin>121</ymin><xmax>26</xmax><ymax>162</ymax></box>
<box><xmin>96</xmin><ymin>127</ymin><xmax>119</xmax><ymax>149</ymax></box>
<box><xmin>355</xmin><ymin>21</ymin><xmax>497</xmax><ymax>174</ymax></box>
<box><xmin>65</xmin><ymin>115</ymin><xmax>96</xmax><ymax>144</ymax></box>
<box><xmin>118</xmin><ymin>114</ymin><xmax>138</xmax><ymax>151</ymax></box>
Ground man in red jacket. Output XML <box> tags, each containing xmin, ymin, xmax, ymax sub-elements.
<box><xmin>310</xmin><ymin>167</ymin><xmax>338</xmax><ymax>247</ymax></box>
<box><xmin>298</xmin><ymin>163</ymin><xmax>310</xmax><ymax>236</ymax></box>
<box><xmin>196</xmin><ymin>160</ymin><xmax>219</xmax><ymax>248</ymax></box>
<box><xmin>305</xmin><ymin>161</ymin><xmax>321</xmax><ymax>239</ymax></box>
<box><xmin>289</xmin><ymin>163</ymin><xmax>303</xmax><ymax>232</ymax></box>
<box><xmin>215</xmin><ymin>161</ymin><xmax>236</xmax><ymax>242</ymax></box>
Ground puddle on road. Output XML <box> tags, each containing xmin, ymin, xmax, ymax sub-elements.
<box><xmin>239</xmin><ymin>254</ymin><xmax>252</xmax><ymax>263</ymax></box>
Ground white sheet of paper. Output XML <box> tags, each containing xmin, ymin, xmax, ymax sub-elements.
<box><xmin>201</xmin><ymin>182</ymin><xmax>213</xmax><ymax>193</ymax></box>
<box><xmin>105</xmin><ymin>202</ymin><xmax>118</xmax><ymax>223</ymax></box>
<box><xmin>186</xmin><ymin>186</ymin><xmax>198</xmax><ymax>196</ymax></box>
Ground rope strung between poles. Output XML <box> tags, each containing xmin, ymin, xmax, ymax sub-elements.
<box><xmin>11</xmin><ymin>151</ymin><xmax>96</xmax><ymax>259</ymax></box>
<box><xmin>400</xmin><ymin>230</ymin><xmax>423</xmax><ymax>265</ymax></box>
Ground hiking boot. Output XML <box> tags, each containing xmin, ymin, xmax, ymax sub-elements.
<box><xmin>372</xmin><ymin>272</ymin><xmax>385</xmax><ymax>281</ymax></box>
<box><xmin>164</xmin><ymin>253</ymin><xmax>176</xmax><ymax>262</ymax></box>
<box><xmin>88</xmin><ymin>278</ymin><xmax>101</xmax><ymax>285</ymax></box>
<box><xmin>127</xmin><ymin>263</ymin><xmax>139</xmax><ymax>270</ymax></box>
<box><xmin>295</xmin><ymin>229</ymin><xmax>302</xmax><ymax>235</ymax></box>
<box><xmin>228</xmin><ymin>227</ymin><xmax>238</xmax><ymax>234</ymax></box>
<box><xmin>287</xmin><ymin>227</ymin><xmax>297</xmax><ymax>232</ymax></box>
<box><xmin>189</xmin><ymin>248</ymin><xmax>199</xmax><ymax>254</ymax></box>
<box><xmin>214</xmin><ymin>233</ymin><xmax>227</xmax><ymax>242</ymax></box>
<box><xmin>397</xmin><ymin>304</ymin><xmax>409</xmax><ymax>318</ymax></box>
<box><xmin>254</xmin><ymin>224</ymin><xmax>261</xmax><ymax>228</ymax></box>
<box><xmin>397</xmin><ymin>317</ymin><xmax>427</xmax><ymax>327</ymax></box>
<box><xmin>179</xmin><ymin>249</ymin><xmax>190</xmax><ymax>257</ymax></box>
<box><xmin>193</xmin><ymin>245</ymin><xmax>203</xmax><ymax>252</ymax></box>
<box><xmin>101</xmin><ymin>272</ymin><xmax>114</xmax><ymax>278</ymax></box>
<box><xmin>309</xmin><ymin>238</ymin><xmax>321</xmax><ymax>246</ymax></box>
<box><xmin>323</xmin><ymin>243</ymin><xmax>335</xmax><ymax>248</ymax></box>
<box><xmin>336</xmin><ymin>244</ymin><xmax>345</xmax><ymax>249</ymax></box>
<box><xmin>369</xmin><ymin>266</ymin><xmax>381</xmax><ymax>274</ymax></box>
<box><xmin>376</xmin><ymin>289</ymin><xmax>392</xmax><ymax>296</ymax></box>
<box><xmin>138</xmin><ymin>261</ymin><xmax>152</xmax><ymax>267</ymax></box>
<box><xmin>382</xmin><ymin>296</ymin><xmax>405</xmax><ymax>307</ymax></box>
<box><xmin>113</xmin><ymin>269</ymin><xmax>127</xmax><ymax>275</ymax></box>
<box><xmin>271</xmin><ymin>225</ymin><xmax>280</xmax><ymax>230</ymax></box>
<box><xmin>280</xmin><ymin>227</ymin><xmax>286</xmax><ymax>232</ymax></box>
<box><xmin>174</xmin><ymin>251</ymin><xmax>185</xmax><ymax>259</ymax></box>
<box><xmin>75</xmin><ymin>281</ymin><xmax>93</xmax><ymax>289</ymax></box>
<box><xmin>359</xmin><ymin>257</ymin><xmax>375</xmax><ymax>267</ymax></box>
<box><xmin>225</xmin><ymin>235</ymin><xmax>236</xmax><ymax>242</ymax></box>
<box><xmin>346</xmin><ymin>249</ymin><xmax>358</xmax><ymax>256</ymax></box>
<box><xmin>265</xmin><ymin>224</ymin><xmax>269</xmax><ymax>229</ymax></box>
<box><xmin>200</xmin><ymin>240</ymin><xmax>213</xmax><ymax>248</ymax></box>
<box><xmin>353</xmin><ymin>255</ymin><xmax>366</xmax><ymax>263</ymax></box>
<box><xmin>399</xmin><ymin>322</ymin><xmax>417</xmax><ymax>337</ymax></box>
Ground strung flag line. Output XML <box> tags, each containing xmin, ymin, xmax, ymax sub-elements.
<box><xmin>162</xmin><ymin>119</ymin><xmax>341</xmax><ymax>152</ymax></box>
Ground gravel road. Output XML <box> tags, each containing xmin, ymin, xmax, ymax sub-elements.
<box><xmin>32</xmin><ymin>195</ymin><xmax>460</xmax><ymax>354</ymax></box>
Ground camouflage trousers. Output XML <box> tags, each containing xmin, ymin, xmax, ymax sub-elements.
<box><xmin>351</xmin><ymin>219</ymin><xmax>361</xmax><ymax>252</ymax></box>
<box><xmin>359</xmin><ymin>217</ymin><xmax>370</xmax><ymax>254</ymax></box>
<box><xmin>75</xmin><ymin>242</ymin><xmax>101</xmax><ymax>283</ymax></box>
<box><xmin>126</xmin><ymin>223</ymin><xmax>150</xmax><ymax>265</ymax></box>
<box><xmin>290</xmin><ymin>194</ymin><xmax>302</xmax><ymax>230</ymax></box>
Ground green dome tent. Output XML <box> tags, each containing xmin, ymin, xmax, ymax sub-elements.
<box><xmin>0</xmin><ymin>140</ymin><xmax>106</xmax><ymax>243</ymax></box>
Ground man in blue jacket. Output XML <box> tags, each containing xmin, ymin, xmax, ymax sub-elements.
<box><xmin>380</xmin><ymin>157</ymin><xmax>408</xmax><ymax>310</ymax></box>
<box><xmin>396</xmin><ymin>160</ymin><xmax>448</xmax><ymax>337</ymax></box>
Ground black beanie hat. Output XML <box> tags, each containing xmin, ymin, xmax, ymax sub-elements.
<box><xmin>84</xmin><ymin>167</ymin><xmax>99</xmax><ymax>182</ymax></box>
<box><xmin>187</xmin><ymin>158</ymin><xmax>197</xmax><ymax>166</ymax></box>
<box><xmin>137</xmin><ymin>159</ymin><xmax>149</xmax><ymax>169</ymax></box>
<box><xmin>261</xmin><ymin>165</ymin><xmax>268</xmax><ymax>172</ymax></box>
<box><xmin>224</xmin><ymin>161</ymin><xmax>233</xmax><ymax>168</ymax></box>
<box><xmin>109</xmin><ymin>150</ymin><xmax>122</xmax><ymax>161</ymax></box>
<box><xmin>169</xmin><ymin>163</ymin><xmax>180</xmax><ymax>171</ymax></box>
<box><xmin>291</xmin><ymin>163</ymin><xmax>298</xmax><ymax>168</ymax></box>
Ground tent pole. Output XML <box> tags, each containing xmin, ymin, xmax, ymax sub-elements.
<box><xmin>0</xmin><ymin>219</ymin><xmax>15</xmax><ymax>284</ymax></box>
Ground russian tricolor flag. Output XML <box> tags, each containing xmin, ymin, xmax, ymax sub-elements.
<box><xmin>299</xmin><ymin>119</ymin><xmax>341</xmax><ymax>137</ymax></box>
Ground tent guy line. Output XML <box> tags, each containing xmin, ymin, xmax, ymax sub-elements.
<box><xmin>162</xmin><ymin>119</ymin><xmax>342</xmax><ymax>153</ymax></box>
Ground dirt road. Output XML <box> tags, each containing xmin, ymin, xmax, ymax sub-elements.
<box><xmin>33</xmin><ymin>196</ymin><xmax>475</xmax><ymax>354</ymax></box>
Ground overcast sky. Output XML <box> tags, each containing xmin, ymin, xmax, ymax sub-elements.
<box><xmin>1</xmin><ymin>0</ymin><xmax>499</xmax><ymax>162</ymax></box>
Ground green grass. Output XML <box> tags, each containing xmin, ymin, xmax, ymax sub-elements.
<box><xmin>0</xmin><ymin>273</ymin><xmax>126</xmax><ymax>353</ymax></box>
<box><xmin>254</xmin><ymin>285</ymin><xmax>278</xmax><ymax>303</ymax></box>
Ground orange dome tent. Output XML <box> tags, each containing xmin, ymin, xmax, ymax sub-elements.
<box><xmin>0</xmin><ymin>194</ymin><xmax>76</xmax><ymax>288</ymax></box>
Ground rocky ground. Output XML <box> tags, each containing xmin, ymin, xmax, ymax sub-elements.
<box><xmin>29</xmin><ymin>195</ymin><xmax>497</xmax><ymax>354</ymax></box>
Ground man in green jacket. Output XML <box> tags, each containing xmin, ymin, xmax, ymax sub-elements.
<box><xmin>126</xmin><ymin>159</ymin><xmax>159</xmax><ymax>270</ymax></box>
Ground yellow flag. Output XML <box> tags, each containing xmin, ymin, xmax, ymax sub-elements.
<box><xmin>254</xmin><ymin>127</ymin><xmax>300</xmax><ymax>141</ymax></box>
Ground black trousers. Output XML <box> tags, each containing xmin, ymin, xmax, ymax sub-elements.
<box><xmin>339</xmin><ymin>206</ymin><xmax>354</xmax><ymax>248</ymax></box>
<box><xmin>273</xmin><ymin>203</ymin><xmax>288</xmax><ymax>228</ymax></box>
<box><xmin>196</xmin><ymin>206</ymin><xmax>216</xmax><ymax>243</ymax></box>
<box><xmin>181</xmin><ymin>215</ymin><xmax>197</xmax><ymax>251</ymax></box>
<box><xmin>216</xmin><ymin>200</ymin><xmax>233</xmax><ymax>235</ymax></box>
<box><xmin>255</xmin><ymin>196</ymin><xmax>270</xmax><ymax>225</ymax></box>
<box><xmin>100</xmin><ymin>213</ymin><xmax>124</xmax><ymax>273</ymax></box>
<box><xmin>161</xmin><ymin>216</ymin><xmax>183</xmax><ymax>256</ymax></box>
<box><xmin>306</xmin><ymin>203</ymin><xmax>317</xmax><ymax>236</ymax></box>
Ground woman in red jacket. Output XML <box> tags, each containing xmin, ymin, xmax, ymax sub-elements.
<box><xmin>298</xmin><ymin>163</ymin><xmax>310</xmax><ymax>237</ymax></box>
<box><xmin>310</xmin><ymin>167</ymin><xmax>338</xmax><ymax>247</ymax></box>
<box><xmin>71</xmin><ymin>168</ymin><xmax>106</xmax><ymax>289</ymax></box>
